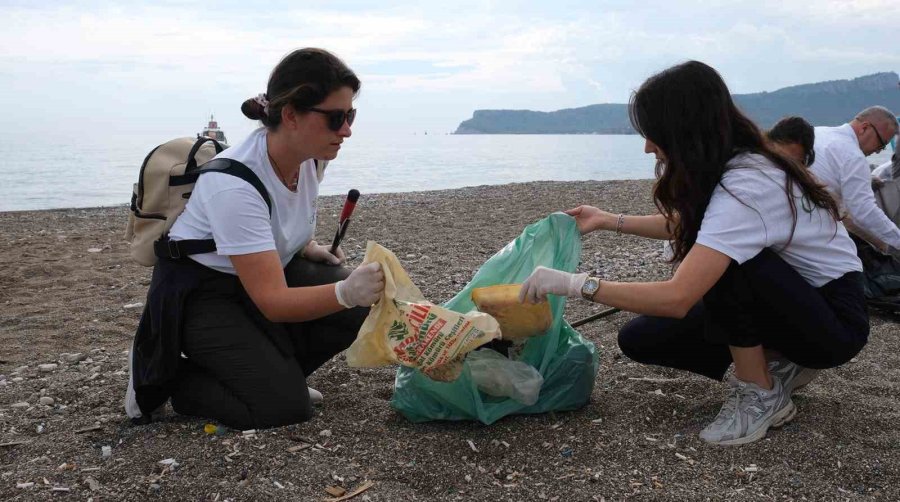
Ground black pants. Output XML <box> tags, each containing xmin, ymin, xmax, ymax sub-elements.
<box><xmin>170</xmin><ymin>257</ymin><xmax>367</xmax><ymax>429</ymax></box>
<box><xmin>618</xmin><ymin>249</ymin><xmax>869</xmax><ymax>381</ymax></box>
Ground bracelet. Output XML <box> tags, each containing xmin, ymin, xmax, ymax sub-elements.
<box><xmin>615</xmin><ymin>214</ymin><xmax>625</xmax><ymax>235</ymax></box>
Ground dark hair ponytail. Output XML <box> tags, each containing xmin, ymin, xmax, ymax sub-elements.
<box><xmin>240</xmin><ymin>97</ymin><xmax>268</xmax><ymax>122</ymax></box>
<box><xmin>241</xmin><ymin>48</ymin><xmax>360</xmax><ymax>128</ymax></box>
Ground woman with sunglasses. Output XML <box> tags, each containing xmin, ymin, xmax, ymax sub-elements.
<box><xmin>519</xmin><ymin>61</ymin><xmax>869</xmax><ymax>446</ymax></box>
<box><xmin>126</xmin><ymin>48</ymin><xmax>384</xmax><ymax>429</ymax></box>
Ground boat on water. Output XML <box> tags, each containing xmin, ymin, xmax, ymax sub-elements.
<box><xmin>200</xmin><ymin>114</ymin><xmax>227</xmax><ymax>144</ymax></box>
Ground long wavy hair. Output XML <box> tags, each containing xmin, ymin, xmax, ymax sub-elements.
<box><xmin>629</xmin><ymin>61</ymin><xmax>840</xmax><ymax>263</ymax></box>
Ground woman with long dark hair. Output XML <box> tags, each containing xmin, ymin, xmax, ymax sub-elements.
<box><xmin>520</xmin><ymin>61</ymin><xmax>868</xmax><ymax>445</ymax></box>
<box><xmin>126</xmin><ymin>48</ymin><xmax>384</xmax><ymax>429</ymax></box>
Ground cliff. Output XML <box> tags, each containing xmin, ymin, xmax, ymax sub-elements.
<box><xmin>454</xmin><ymin>72</ymin><xmax>900</xmax><ymax>134</ymax></box>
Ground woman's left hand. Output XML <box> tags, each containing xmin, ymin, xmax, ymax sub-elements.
<box><xmin>564</xmin><ymin>205</ymin><xmax>615</xmax><ymax>235</ymax></box>
<box><xmin>303</xmin><ymin>240</ymin><xmax>345</xmax><ymax>265</ymax></box>
<box><xmin>519</xmin><ymin>266</ymin><xmax>588</xmax><ymax>303</ymax></box>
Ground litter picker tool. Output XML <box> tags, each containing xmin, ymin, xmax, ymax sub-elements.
<box><xmin>330</xmin><ymin>189</ymin><xmax>360</xmax><ymax>256</ymax></box>
<box><xmin>570</xmin><ymin>307</ymin><xmax>620</xmax><ymax>328</ymax></box>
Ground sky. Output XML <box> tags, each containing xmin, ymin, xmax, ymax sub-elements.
<box><xmin>1</xmin><ymin>0</ymin><xmax>898</xmax><ymax>143</ymax></box>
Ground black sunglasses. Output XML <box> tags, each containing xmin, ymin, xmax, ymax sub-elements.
<box><xmin>867</xmin><ymin>122</ymin><xmax>888</xmax><ymax>153</ymax></box>
<box><xmin>306</xmin><ymin>107</ymin><xmax>356</xmax><ymax>132</ymax></box>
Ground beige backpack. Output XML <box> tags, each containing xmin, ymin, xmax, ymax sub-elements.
<box><xmin>125</xmin><ymin>136</ymin><xmax>329</xmax><ymax>266</ymax></box>
<box><xmin>124</xmin><ymin>137</ymin><xmax>269</xmax><ymax>266</ymax></box>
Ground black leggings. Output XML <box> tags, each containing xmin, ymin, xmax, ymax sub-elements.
<box><xmin>618</xmin><ymin>249</ymin><xmax>869</xmax><ymax>381</ymax></box>
<box><xmin>170</xmin><ymin>257</ymin><xmax>367</xmax><ymax>429</ymax></box>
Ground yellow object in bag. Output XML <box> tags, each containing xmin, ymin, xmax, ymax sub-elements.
<box><xmin>346</xmin><ymin>242</ymin><xmax>501</xmax><ymax>382</ymax></box>
<box><xmin>471</xmin><ymin>284</ymin><xmax>552</xmax><ymax>341</ymax></box>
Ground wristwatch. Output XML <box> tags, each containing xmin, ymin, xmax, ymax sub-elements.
<box><xmin>581</xmin><ymin>276</ymin><xmax>600</xmax><ymax>301</ymax></box>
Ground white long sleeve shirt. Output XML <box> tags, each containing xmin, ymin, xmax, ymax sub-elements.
<box><xmin>809</xmin><ymin>124</ymin><xmax>900</xmax><ymax>248</ymax></box>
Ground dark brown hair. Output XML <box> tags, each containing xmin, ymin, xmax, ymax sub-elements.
<box><xmin>768</xmin><ymin>116</ymin><xmax>816</xmax><ymax>166</ymax></box>
<box><xmin>241</xmin><ymin>48</ymin><xmax>360</xmax><ymax>128</ymax></box>
<box><xmin>629</xmin><ymin>61</ymin><xmax>840</xmax><ymax>263</ymax></box>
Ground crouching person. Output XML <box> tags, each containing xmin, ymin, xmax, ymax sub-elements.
<box><xmin>126</xmin><ymin>48</ymin><xmax>384</xmax><ymax>429</ymax></box>
<box><xmin>520</xmin><ymin>61</ymin><xmax>869</xmax><ymax>446</ymax></box>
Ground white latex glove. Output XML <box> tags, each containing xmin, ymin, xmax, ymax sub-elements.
<box><xmin>335</xmin><ymin>262</ymin><xmax>384</xmax><ymax>308</ymax></box>
<box><xmin>519</xmin><ymin>266</ymin><xmax>588</xmax><ymax>304</ymax></box>
<box><xmin>302</xmin><ymin>240</ymin><xmax>345</xmax><ymax>265</ymax></box>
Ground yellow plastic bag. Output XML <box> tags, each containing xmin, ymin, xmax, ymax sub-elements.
<box><xmin>346</xmin><ymin>242</ymin><xmax>501</xmax><ymax>381</ymax></box>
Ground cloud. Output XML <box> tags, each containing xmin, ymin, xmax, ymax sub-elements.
<box><xmin>0</xmin><ymin>0</ymin><xmax>897</xmax><ymax>136</ymax></box>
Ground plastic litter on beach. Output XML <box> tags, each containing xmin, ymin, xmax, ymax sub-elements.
<box><xmin>204</xmin><ymin>423</ymin><xmax>225</xmax><ymax>435</ymax></box>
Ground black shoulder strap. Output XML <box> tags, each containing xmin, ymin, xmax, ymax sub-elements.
<box><xmin>154</xmin><ymin>159</ymin><xmax>272</xmax><ymax>260</ymax></box>
<box><xmin>198</xmin><ymin>158</ymin><xmax>272</xmax><ymax>215</ymax></box>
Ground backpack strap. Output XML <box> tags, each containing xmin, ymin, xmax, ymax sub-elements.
<box><xmin>186</xmin><ymin>136</ymin><xmax>225</xmax><ymax>172</ymax></box>
<box><xmin>199</xmin><ymin>158</ymin><xmax>273</xmax><ymax>215</ymax></box>
<box><xmin>154</xmin><ymin>158</ymin><xmax>272</xmax><ymax>260</ymax></box>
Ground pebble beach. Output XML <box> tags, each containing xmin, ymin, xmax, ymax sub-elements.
<box><xmin>0</xmin><ymin>179</ymin><xmax>898</xmax><ymax>500</ymax></box>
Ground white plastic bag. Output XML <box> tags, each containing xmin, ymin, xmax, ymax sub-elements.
<box><xmin>467</xmin><ymin>349</ymin><xmax>544</xmax><ymax>405</ymax></box>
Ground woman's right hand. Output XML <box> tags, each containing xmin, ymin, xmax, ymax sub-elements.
<box><xmin>335</xmin><ymin>262</ymin><xmax>385</xmax><ymax>308</ymax></box>
<box><xmin>564</xmin><ymin>205</ymin><xmax>616</xmax><ymax>235</ymax></box>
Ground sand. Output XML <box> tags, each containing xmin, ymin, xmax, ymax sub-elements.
<box><xmin>0</xmin><ymin>180</ymin><xmax>898</xmax><ymax>501</ymax></box>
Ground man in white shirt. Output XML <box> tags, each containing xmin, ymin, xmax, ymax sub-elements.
<box><xmin>809</xmin><ymin>106</ymin><xmax>900</xmax><ymax>251</ymax></box>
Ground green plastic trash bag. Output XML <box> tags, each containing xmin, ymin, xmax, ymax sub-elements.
<box><xmin>390</xmin><ymin>212</ymin><xmax>599</xmax><ymax>424</ymax></box>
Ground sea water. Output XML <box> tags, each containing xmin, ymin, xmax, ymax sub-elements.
<box><xmin>0</xmin><ymin>131</ymin><xmax>894</xmax><ymax>212</ymax></box>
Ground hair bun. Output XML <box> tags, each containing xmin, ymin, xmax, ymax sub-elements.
<box><xmin>241</xmin><ymin>98</ymin><xmax>266</xmax><ymax>121</ymax></box>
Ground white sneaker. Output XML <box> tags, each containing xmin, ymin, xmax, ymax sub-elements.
<box><xmin>308</xmin><ymin>387</ymin><xmax>323</xmax><ymax>406</ymax></box>
<box><xmin>125</xmin><ymin>370</ymin><xmax>143</xmax><ymax>419</ymax></box>
<box><xmin>125</xmin><ymin>342</ymin><xmax>165</xmax><ymax>423</ymax></box>
<box><xmin>700</xmin><ymin>376</ymin><xmax>796</xmax><ymax>446</ymax></box>
<box><xmin>125</xmin><ymin>341</ymin><xmax>143</xmax><ymax>419</ymax></box>
<box><xmin>768</xmin><ymin>358</ymin><xmax>820</xmax><ymax>395</ymax></box>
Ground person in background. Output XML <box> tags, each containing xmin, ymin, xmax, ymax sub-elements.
<box><xmin>861</xmin><ymin>132</ymin><xmax>900</xmax><ymax>252</ymax></box>
<box><xmin>809</xmin><ymin>107</ymin><xmax>900</xmax><ymax>251</ymax></box>
<box><xmin>126</xmin><ymin>48</ymin><xmax>384</xmax><ymax>429</ymax></box>
<box><xmin>872</xmin><ymin>124</ymin><xmax>900</xmax><ymax>193</ymax></box>
<box><xmin>519</xmin><ymin>61</ymin><xmax>869</xmax><ymax>446</ymax></box>
<box><xmin>767</xmin><ymin>116</ymin><xmax>815</xmax><ymax>166</ymax></box>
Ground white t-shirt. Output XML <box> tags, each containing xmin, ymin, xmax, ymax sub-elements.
<box><xmin>809</xmin><ymin>124</ymin><xmax>900</xmax><ymax>248</ymax></box>
<box><xmin>168</xmin><ymin>127</ymin><xmax>320</xmax><ymax>275</ymax></box>
<box><xmin>696</xmin><ymin>153</ymin><xmax>862</xmax><ymax>287</ymax></box>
